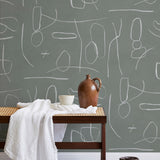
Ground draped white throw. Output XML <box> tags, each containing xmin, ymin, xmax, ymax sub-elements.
<box><xmin>4</xmin><ymin>99</ymin><xmax>97</xmax><ymax>160</ymax></box>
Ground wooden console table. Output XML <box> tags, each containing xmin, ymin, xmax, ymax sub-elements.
<box><xmin>0</xmin><ymin>107</ymin><xmax>106</xmax><ymax>160</ymax></box>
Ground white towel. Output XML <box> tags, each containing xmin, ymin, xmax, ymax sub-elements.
<box><xmin>16</xmin><ymin>102</ymin><xmax>67</xmax><ymax>142</ymax></box>
<box><xmin>51</xmin><ymin>103</ymin><xmax>97</xmax><ymax>113</ymax></box>
<box><xmin>4</xmin><ymin>99</ymin><xmax>97</xmax><ymax>160</ymax></box>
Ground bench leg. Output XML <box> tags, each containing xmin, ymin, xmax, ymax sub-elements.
<box><xmin>101</xmin><ymin>123</ymin><xmax>106</xmax><ymax>160</ymax></box>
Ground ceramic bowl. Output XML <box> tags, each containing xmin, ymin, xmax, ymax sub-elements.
<box><xmin>59</xmin><ymin>95</ymin><xmax>74</xmax><ymax>105</ymax></box>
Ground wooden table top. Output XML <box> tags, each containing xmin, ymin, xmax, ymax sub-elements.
<box><xmin>0</xmin><ymin>107</ymin><xmax>106</xmax><ymax>123</ymax></box>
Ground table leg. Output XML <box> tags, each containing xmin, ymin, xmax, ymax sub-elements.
<box><xmin>101</xmin><ymin>123</ymin><xmax>106</xmax><ymax>160</ymax></box>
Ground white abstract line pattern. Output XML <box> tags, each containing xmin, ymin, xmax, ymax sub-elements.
<box><xmin>148</xmin><ymin>20</ymin><xmax>160</xmax><ymax>39</ymax></box>
<box><xmin>0</xmin><ymin>89</ymin><xmax>22</xmax><ymax>94</ymax></box>
<box><xmin>1</xmin><ymin>44</ymin><xmax>13</xmax><ymax>83</ymax></box>
<box><xmin>22</xmin><ymin>0</ymin><xmax>24</xmax><ymax>7</ymax></box>
<box><xmin>134</xmin><ymin>121</ymin><xmax>160</xmax><ymax>144</ymax></box>
<box><xmin>130</xmin><ymin>17</ymin><xmax>153</xmax><ymax>70</ymax></box>
<box><xmin>85</xmin><ymin>41</ymin><xmax>98</xmax><ymax>64</ymax></box>
<box><xmin>70</xmin><ymin>124</ymin><xmax>100</xmax><ymax>142</ymax></box>
<box><xmin>24</xmin><ymin>76</ymin><xmax>69</xmax><ymax>80</ymax></box>
<box><xmin>45</xmin><ymin>85</ymin><xmax>57</xmax><ymax>102</ymax></box>
<box><xmin>4</xmin><ymin>94</ymin><xmax>19</xmax><ymax>106</ymax></box>
<box><xmin>52</xmin><ymin>32</ymin><xmax>77</xmax><ymax>40</ymax></box>
<box><xmin>47</xmin><ymin>65</ymin><xmax>99</xmax><ymax>73</ymax></box>
<box><xmin>70</xmin><ymin>0</ymin><xmax>99</xmax><ymax>10</ymax></box>
<box><xmin>109</xmin><ymin>148</ymin><xmax>154</xmax><ymax>151</ymax></box>
<box><xmin>0</xmin><ymin>0</ymin><xmax>15</xmax><ymax>6</ymax></box>
<box><xmin>155</xmin><ymin>62</ymin><xmax>160</xmax><ymax>79</ymax></box>
<box><xmin>56</xmin><ymin>50</ymin><xmax>71</xmax><ymax>72</ymax></box>
<box><xmin>67</xmin><ymin>88</ymin><xmax>78</xmax><ymax>100</ymax></box>
<box><xmin>139</xmin><ymin>103</ymin><xmax>160</xmax><ymax>111</ymax></box>
<box><xmin>31</xmin><ymin>6</ymin><xmax>57</xmax><ymax>48</ymax></box>
<box><xmin>35</xmin><ymin>8</ymin><xmax>108</xmax><ymax>24</ymax></box>
<box><xmin>40</xmin><ymin>51</ymin><xmax>50</xmax><ymax>58</ymax></box>
<box><xmin>1</xmin><ymin>0</ymin><xmax>160</xmax><ymax>152</ymax></box>
<box><xmin>90</xmin><ymin>23</ymin><xmax>106</xmax><ymax>58</ymax></box>
<box><xmin>134</xmin><ymin>0</ymin><xmax>157</xmax><ymax>6</ymax></box>
<box><xmin>107</xmin><ymin>19</ymin><xmax>123</xmax><ymax>78</ymax></box>
<box><xmin>128</xmin><ymin>124</ymin><xmax>137</xmax><ymax>133</ymax></box>
<box><xmin>108</xmin><ymin>9</ymin><xmax>154</xmax><ymax>13</ymax></box>
<box><xmin>0</xmin><ymin>17</ymin><xmax>18</xmax><ymax>32</ymax></box>
<box><xmin>74</xmin><ymin>19</ymin><xmax>83</xmax><ymax>72</ymax></box>
<box><xmin>21</xmin><ymin>23</ymin><xmax>34</xmax><ymax>67</ymax></box>
<box><xmin>26</xmin><ymin>86</ymin><xmax>38</xmax><ymax>102</ymax></box>
<box><xmin>0</xmin><ymin>17</ymin><xmax>18</xmax><ymax>40</ymax></box>
<box><xmin>108</xmin><ymin>94</ymin><xmax>122</xmax><ymax>139</ymax></box>
<box><xmin>118</xmin><ymin>77</ymin><xmax>130</xmax><ymax>119</ymax></box>
<box><xmin>47</xmin><ymin>20</ymin><xmax>100</xmax><ymax>74</ymax></box>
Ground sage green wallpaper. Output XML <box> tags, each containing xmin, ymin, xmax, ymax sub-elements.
<box><xmin>0</xmin><ymin>0</ymin><xmax>160</xmax><ymax>151</ymax></box>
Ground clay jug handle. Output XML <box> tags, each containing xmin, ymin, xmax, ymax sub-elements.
<box><xmin>93</xmin><ymin>77</ymin><xmax>102</xmax><ymax>92</ymax></box>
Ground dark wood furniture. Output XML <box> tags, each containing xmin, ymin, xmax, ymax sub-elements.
<box><xmin>0</xmin><ymin>107</ymin><xmax>106</xmax><ymax>160</ymax></box>
<box><xmin>120</xmin><ymin>157</ymin><xmax>139</xmax><ymax>160</ymax></box>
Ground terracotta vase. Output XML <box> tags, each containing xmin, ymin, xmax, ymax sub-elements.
<box><xmin>78</xmin><ymin>74</ymin><xmax>102</xmax><ymax>108</ymax></box>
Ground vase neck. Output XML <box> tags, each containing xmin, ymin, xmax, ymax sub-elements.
<box><xmin>86</xmin><ymin>74</ymin><xmax>91</xmax><ymax>79</ymax></box>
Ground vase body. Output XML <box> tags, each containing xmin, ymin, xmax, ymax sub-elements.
<box><xmin>78</xmin><ymin>74</ymin><xmax>102</xmax><ymax>108</ymax></box>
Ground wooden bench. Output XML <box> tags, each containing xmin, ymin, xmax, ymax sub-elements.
<box><xmin>0</xmin><ymin>107</ymin><xmax>107</xmax><ymax>160</ymax></box>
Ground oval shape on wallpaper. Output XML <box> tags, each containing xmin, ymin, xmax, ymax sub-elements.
<box><xmin>143</xmin><ymin>121</ymin><xmax>158</xmax><ymax>143</ymax></box>
<box><xmin>56</xmin><ymin>50</ymin><xmax>70</xmax><ymax>72</ymax></box>
<box><xmin>131</xmin><ymin>47</ymin><xmax>146</xmax><ymax>59</ymax></box>
<box><xmin>4</xmin><ymin>94</ymin><xmax>19</xmax><ymax>106</ymax></box>
<box><xmin>90</xmin><ymin>23</ymin><xmax>105</xmax><ymax>58</ymax></box>
<box><xmin>45</xmin><ymin>85</ymin><xmax>57</xmax><ymax>103</ymax></box>
<box><xmin>0</xmin><ymin>59</ymin><xmax>12</xmax><ymax>74</ymax></box>
<box><xmin>85</xmin><ymin>41</ymin><xmax>98</xmax><ymax>64</ymax></box>
<box><xmin>70</xmin><ymin>0</ymin><xmax>85</xmax><ymax>9</ymax></box>
<box><xmin>155</xmin><ymin>62</ymin><xmax>160</xmax><ymax>79</ymax></box>
<box><xmin>52</xmin><ymin>32</ymin><xmax>77</xmax><ymax>40</ymax></box>
<box><xmin>132</xmin><ymin>40</ymin><xmax>142</xmax><ymax>49</ymax></box>
<box><xmin>80</xmin><ymin>126</ymin><xmax>100</xmax><ymax>141</ymax></box>
<box><xmin>32</xmin><ymin>6</ymin><xmax>42</xmax><ymax>31</ymax></box>
<box><xmin>31</xmin><ymin>30</ymin><xmax>43</xmax><ymax>48</ymax></box>
<box><xmin>82</xmin><ymin>0</ymin><xmax>98</xmax><ymax>4</ymax></box>
<box><xmin>120</xmin><ymin>77</ymin><xmax>129</xmax><ymax>102</ymax></box>
<box><xmin>70</xmin><ymin>129</ymin><xmax>85</xmax><ymax>142</ymax></box>
<box><xmin>0</xmin><ymin>24</ymin><xmax>7</xmax><ymax>34</ymax></box>
<box><xmin>118</xmin><ymin>101</ymin><xmax>131</xmax><ymax>119</ymax></box>
<box><xmin>130</xmin><ymin>17</ymin><xmax>142</xmax><ymax>41</ymax></box>
<box><xmin>153</xmin><ymin>20</ymin><xmax>160</xmax><ymax>31</ymax></box>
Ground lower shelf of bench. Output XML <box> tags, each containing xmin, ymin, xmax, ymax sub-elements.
<box><xmin>0</xmin><ymin>142</ymin><xmax>102</xmax><ymax>149</ymax></box>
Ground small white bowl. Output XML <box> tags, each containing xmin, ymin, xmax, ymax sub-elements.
<box><xmin>59</xmin><ymin>95</ymin><xmax>74</xmax><ymax>105</ymax></box>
